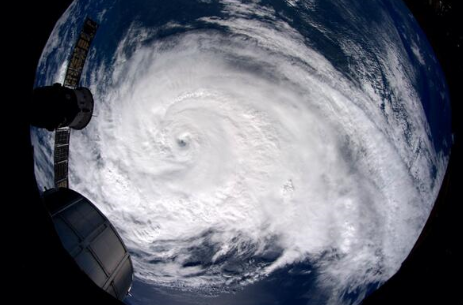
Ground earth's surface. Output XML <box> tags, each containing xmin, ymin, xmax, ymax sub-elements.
<box><xmin>32</xmin><ymin>0</ymin><xmax>452</xmax><ymax>304</ymax></box>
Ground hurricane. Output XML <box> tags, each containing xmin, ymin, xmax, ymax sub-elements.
<box><xmin>32</xmin><ymin>0</ymin><xmax>451</xmax><ymax>304</ymax></box>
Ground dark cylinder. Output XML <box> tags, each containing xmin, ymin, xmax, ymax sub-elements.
<box><xmin>30</xmin><ymin>84</ymin><xmax>94</xmax><ymax>131</ymax></box>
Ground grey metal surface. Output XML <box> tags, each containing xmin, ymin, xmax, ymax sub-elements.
<box><xmin>69</xmin><ymin>87</ymin><xmax>94</xmax><ymax>130</ymax></box>
<box><xmin>44</xmin><ymin>188</ymin><xmax>134</xmax><ymax>300</ymax></box>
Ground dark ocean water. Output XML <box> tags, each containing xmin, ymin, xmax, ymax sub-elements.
<box><xmin>34</xmin><ymin>0</ymin><xmax>451</xmax><ymax>304</ymax></box>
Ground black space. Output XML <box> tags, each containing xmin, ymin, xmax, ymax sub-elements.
<box><xmin>362</xmin><ymin>1</ymin><xmax>463</xmax><ymax>304</ymax></box>
<box><xmin>9</xmin><ymin>1</ymin><xmax>462</xmax><ymax>305</ymax></box>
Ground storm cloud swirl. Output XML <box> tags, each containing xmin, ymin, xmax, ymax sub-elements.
<box><xmin>33</xmin><ymin>0</ymin><xmax>449</xmax><ymax>303</ymax></box>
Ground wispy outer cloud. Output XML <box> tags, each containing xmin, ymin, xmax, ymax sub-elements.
<box><xmin>33</xmin><ymin>0</ymin><xmax>448</xmax><ymax>304</ymax></box>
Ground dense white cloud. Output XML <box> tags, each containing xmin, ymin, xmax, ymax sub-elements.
<box><xmin>32</xmin><ymin>0</ymin><xmax>448</xmax><ymax>304</ymax></box>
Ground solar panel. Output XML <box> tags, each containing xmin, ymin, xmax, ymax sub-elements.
<box><xmin>54</xmin><ymin>160</ymin><xmax>69</xmax><ymax>187</ymax></box>
<box><xmin>55</xmin><ymin>127</ymin><xmax>70</xmax><ymax>145</ymax></box>
<box><xmin>63</xmin><ymin>18</ymin><xmax>99</xmax><ymax>89</ymax></box>
<box><xmin>54</xmin><ymin>144</ymin><xmax>70</xmax><ymax>163</ymax></box>
<box><xmin>54</xmin><ymin>127</ymin><xmax>70</xmax><ymax>188</ymax></box>
<box><xmin>54</xmin><ymin>18</ymin><xmax>98</xmax><ymax>188</ymax></box>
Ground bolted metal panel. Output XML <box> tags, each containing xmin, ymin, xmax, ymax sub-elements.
<box><xmin>61</xmin><ymin>199</ymin><xmax>105</xmax><ymax>239</ymax></box>
<box><xmin>43</xmin><ymin>188</ymin><xmax>133</xmax><ymax>300</ymax></box>
<box><xmin>53</xmin><ymin>217</ymin><xmax>80</xmax><ymax>254</ymax></box>
<box><xmin>75</xmin><ymin>249</ymin><xmax>108</xmax><ymax>287</ymax></box>
<box><xmin>112</xmin><ymin>258</ymin><xmax>133</xmax><ymax>299</ymax></box>
<box><xmin>91</xmin><ymin>227</ymin><xmax>126</xmax><ymax>274</ymax></box>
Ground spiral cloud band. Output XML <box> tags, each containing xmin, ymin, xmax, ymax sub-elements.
<box><xmin>33</xmin><ymin>0</ymin><xmax>449</xmax><ymax>303</ymax></box>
